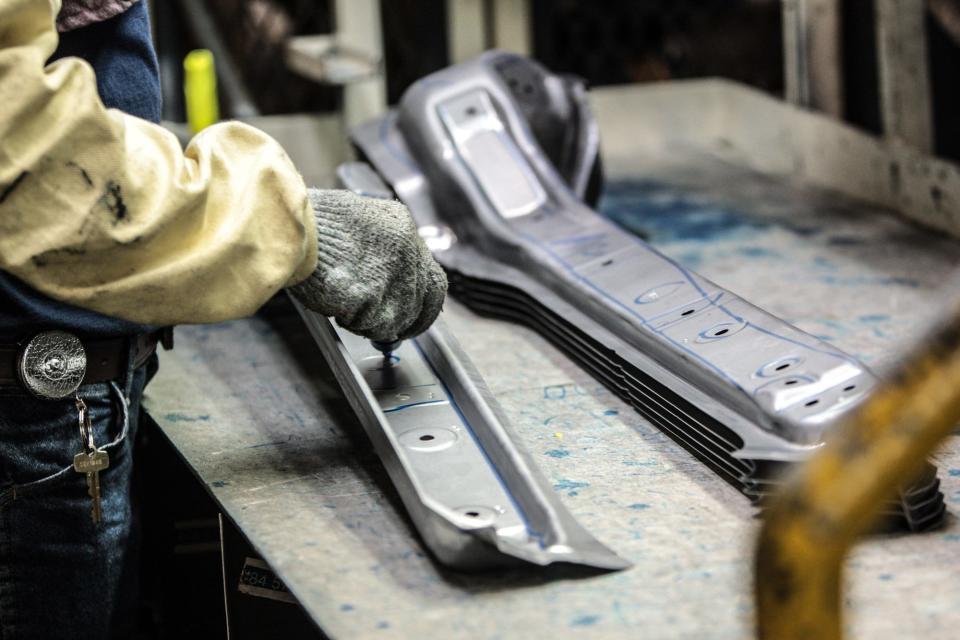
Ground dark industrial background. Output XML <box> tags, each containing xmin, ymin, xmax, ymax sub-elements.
<box><xmin>154</xmin><ymin>0</ymin><xmax>960</xmax><ymax>161</ymax></box>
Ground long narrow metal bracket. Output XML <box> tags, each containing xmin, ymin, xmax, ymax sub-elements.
<box><xmin>348</xmin><ymin>51</ymin><xmax>946</xmax><ymax>531</ymax></box>
<box><xmin>294</xmin><ymin>303</ymin><xmax>630</xmax><ymax>571</ymax></box>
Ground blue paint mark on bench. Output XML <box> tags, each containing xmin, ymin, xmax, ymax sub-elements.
<box><xmin>163</xmin><ymin>413</ymin><xmax>210</xmax><ymax>423</ymax></box>
<box><xmin>571</xmin><ymin>615</ymin><xmax>600</xmax><ymax>627</ymax></box>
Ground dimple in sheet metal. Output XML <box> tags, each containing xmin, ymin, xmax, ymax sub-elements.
<box><xmin>295</xmin><ymin>300</ymin><xmax>630</xmax><ymax>570</ymax></box>
<box><xmin>348</xmin><ymin>51</ymin><xmax>946</xmax><ymax>531</ymax></box>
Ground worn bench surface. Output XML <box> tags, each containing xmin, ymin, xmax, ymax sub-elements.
<box><xmin>146</xmin><ymin>86</ymin><xmax>960</xmax><ymax>640</ymax></box>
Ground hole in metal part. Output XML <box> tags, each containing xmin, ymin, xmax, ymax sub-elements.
<box><xmin>681</xmin><ymin>309</ymin><xmax>695</xmax><ymax>316</ymax></box>
<box><xmin>785</xmin><ymin>380</ymin><xmax>798</xmax><ymax>386</ymax></box>
<box><xmin>455</xmin><ymin>505</ymin><xmax>498</xmax><ymax>525</ymax></box>
<box><xmin>805</xmin><ymin>399</ymin><xmax>820</xmax><ymax>407</ymax></box>
<box><xmin>400</xmin><ymin>427</ymin><xmax>458</xmax><ymax>452</ymax></box>
<box><xmin>757</xmin><ymin>357</ymin><xmax>803</xmax><ymax>379</ymax></box>
<box><xmin>697</xmin><ymin>322</ymin><xmax>745</xmax><ymax>342</ymax></box>
<box><xmin>601</xmin><ymin>258</ymin><xmax>614</xmax><ymax>267</ymax></box>
<box><xmin>523</xmin><ymin>84</ymin><xmax>534</xmax><ymax>94</ymax></box>
<box><xmin>465</xmin><ymin>106</ymin><xmax>477</xmax><ymax>117</ymax></box>
<box><xmin>844</xmin><ymin>385</ymin><xmax>856</xmax><ymax>392</ymax></box>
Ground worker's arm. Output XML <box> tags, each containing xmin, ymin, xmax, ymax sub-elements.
<box><xmin>0</xmin><ymin>0</ymin><xmax>317</xmax><ymax>326</ymax></box>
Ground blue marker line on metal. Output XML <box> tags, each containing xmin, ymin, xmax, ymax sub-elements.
<box><xmin>369</xmin><ymin>382</ymin><xmax>437</xmax><ymax>392</ymax></box>
<box><xmin>549</xmin><ymin>232</ymin><xmax>607</xmax><ymax>246</ymax></box>
<box><xmin>440</xmin><ymin>159</ymin><xmax>751</xmax><ymax>394</ymax></box>
<box><xmin>745</xmin><ymin>322</ymin><xmax>853</xmax><ymax>362</ymax></box>
<box><xmin>379</xmin><ymin>113</ymin><xmax>855</xmax><ymax>411</ymax></box>
<box><xmin>410</xmin><ymin>338</ymin><xmax>544</xmax><ymax>546</ymax></box>
<box><xmin>382</xmin><ymin>399</ymin><xmax>448</xmax><ymax>413</ymax></box>
<box><xmin>590</xmin><ymin>215</ymin><xmax>855</xmax><ymax>362</ymax></box>
<box><xmin>513</xmin><ymin>223</ymin><xmax>749</xmax><ymax>395</ymax></box>
<box><xmin>540</xmin><ymin>194</ymin><xmax>857</xmax><ymax>362</ymax></box>
<box><xmin>518</xmin><ymin>213</ymin><xmax>858</xmax><ymax>392</ymax></box>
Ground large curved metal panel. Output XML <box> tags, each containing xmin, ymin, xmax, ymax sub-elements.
<box><xmin>348</xmin><ymin>51</ymin><xmax>945</xmax><ymax>531</ymax></box>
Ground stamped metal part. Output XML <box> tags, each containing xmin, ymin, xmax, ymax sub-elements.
<box><xmin>18</xmin><ymin>330</ymin><xmax>87</xmax><ymax>400</ymax></box>
<box><xmin>348</xmin><ymin>51</ymin><xmax>945</xmax><ymax>531</ymax></box>
<box><xmin>294</xmin><ymin>302</ymin><xmax>629</xmax><ymax>571</ymax></box>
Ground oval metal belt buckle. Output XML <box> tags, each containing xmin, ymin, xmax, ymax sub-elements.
<box><xmin>17</xmin><ymin>330</ymin><xmax>87</xmax><ymax>400</ymax></box>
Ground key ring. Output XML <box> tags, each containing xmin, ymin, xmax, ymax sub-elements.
<box><xmin>75</xmin><ymin>394</ymin><xmax>95</xmax><ymax>453</ymax></box>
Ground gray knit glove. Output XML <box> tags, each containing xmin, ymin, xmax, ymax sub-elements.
<box><xmin>289</xmin><ymin>189</ymin><xmax>447</xmax><ymax>341</ymax></box>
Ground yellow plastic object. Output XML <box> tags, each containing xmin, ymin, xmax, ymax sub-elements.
<box><xmin>755</xmin><ymin>294</ymin><xmax>960</xmax><ymax>640</ymax></box>
<box><xmin>184</xmin><ymin>49</ymin><xmax>220</xmax><ymax>133</ymax></box>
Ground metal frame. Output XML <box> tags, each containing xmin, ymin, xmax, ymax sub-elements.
<box><xmin>332</xmin><ymin>0</ymin><xmax>387</xmax><ymax>129</ymax></box>
<box><xmin>349</xmin><ymin>51</ymin><xmax>945</xmax><ymax>529</ymax></box>
<box><xmin>875</xmin><ymin>0</ymin><xmax>934</xmax><ymax>152</ymax></box>
<box><xmin>781</xmin><ymin>0</ymin><xmax>933</xmax><ymax>151</ymax></box>
<box><xmin>294</xmin><ymin>296</ymin><xmax>627</xmax><ymax>571</ymax></box>
<box><xmin>446</xmin><ymin>0</ymin><xmax>533</xmax><ymax>64</ymax></box>
<box><xmin>782</xmin><ymin>0</ymin><xmax>843</xmax><ymax>116</ymax></box>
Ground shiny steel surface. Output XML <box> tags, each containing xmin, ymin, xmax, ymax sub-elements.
<box><xmin>395</xmin><ymin>57</ymin><xmax>875</xmax><ymax>447</ymax></box>
<box><xmin>349</xmin><ymin>52</ymin><xmax>945</xmax><ymax>530</ymax></box>
<box><xmin>293</xmin><ymin>302</ymin><xmax>628</xmax><ymax>570</ymax></box>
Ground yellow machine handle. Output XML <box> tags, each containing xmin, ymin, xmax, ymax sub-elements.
<box><xmin>755</xmin><ymin>291</ymin><xmax>960</xmax><ymax>640</ymax></box>
<box><xmin>183</xmin><ymin>49</ymin><xmax>220</xmax><ymax>134</ymax></box>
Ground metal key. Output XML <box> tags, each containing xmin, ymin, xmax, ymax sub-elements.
<box><xmin>74</xmin><ymin>449</ymin><xmax>109</xmax><ymax>523</ymax></box>
<box><xmin>72</xmin><ymin>397</ymin><xmax>110</xmax><ymax>524</ymax></box>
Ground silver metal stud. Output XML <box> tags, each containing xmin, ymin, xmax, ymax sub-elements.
<box><xmin>18</xmin><ymin>330</ymin><xmax>87</xmax><ymax>400</ymax></box>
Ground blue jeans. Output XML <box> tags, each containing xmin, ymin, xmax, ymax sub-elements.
<box><xmin>0</xmin><ymin>2</ymin><xmax>161</xmax><ymax>638</ymax></box>
<box><xmin>0</xmin><ymin>357</ymin><xmax>154</xmax><ymax>639</ymax></box>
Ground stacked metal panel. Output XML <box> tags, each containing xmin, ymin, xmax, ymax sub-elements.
<box><xmin>349</xmin><ymin>51</ymin><xmax>946</xmax><ymax>532</ymax></box>
<box><xmin>444</xmin><ymin>266</ymin><xmax>944</xmax><ymax>531</ymax></box>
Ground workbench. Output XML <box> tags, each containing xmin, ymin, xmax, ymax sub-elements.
<box><xmin>145</xmin><ymin>82</ymin><xmax>960</xmax><ymax>639</ymax></box>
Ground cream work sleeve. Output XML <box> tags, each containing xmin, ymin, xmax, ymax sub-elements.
<box><xmin>0</xmin><ymin>0</ymin><xmax>318</xmax><ymax>325</ymax></box>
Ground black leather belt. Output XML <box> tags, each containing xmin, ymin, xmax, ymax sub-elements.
<box><xmin>0</xmin><ymin>328</ymin><xmax>171</xmax><ymax>396</ymax></box>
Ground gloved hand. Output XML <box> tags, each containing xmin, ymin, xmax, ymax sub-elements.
<box><xmin>289</xmin><ymin>189</ymin><xmax>447</xmax><ymax>341</ymax></box>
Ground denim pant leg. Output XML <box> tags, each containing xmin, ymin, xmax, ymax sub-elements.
<box><xmin>0</xmin><ymin>354</ymin><xmax>153</xmax><ymax>640</ymax></box>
